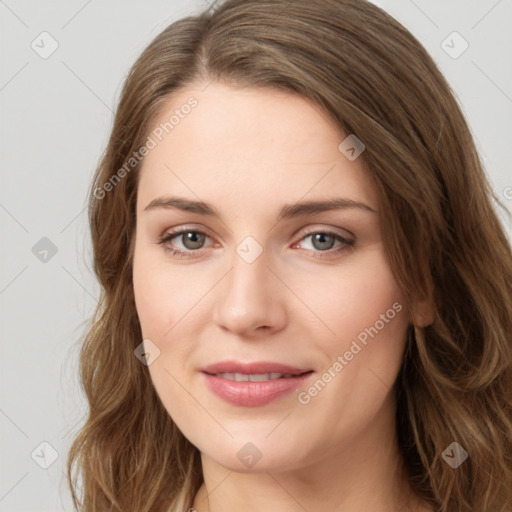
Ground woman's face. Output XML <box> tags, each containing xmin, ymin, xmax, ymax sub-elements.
<box><xmin>133</xmin><ymin>81</ymin><xmax>411</xmax><ymax>472</ymax></box>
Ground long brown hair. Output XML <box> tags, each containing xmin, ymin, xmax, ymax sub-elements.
<box><xmin>66</xmin><ymin>0</ymin><xmax>512</xmax><ymax>510</ymax></box>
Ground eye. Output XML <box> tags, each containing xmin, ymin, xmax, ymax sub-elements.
<box><xmin>157</xmin><ymin>229</ymin><xmax>213</xmax><ymax>258</ymax></box>
<box><xmin>172</xmin><ymin>231</ymin><xmax>207</xmax><ymax>250</ymax></box>
<box><xmin>293</xmin><ymin>230</ymin><xmax>354</xmax><ymax>258</ymax></box>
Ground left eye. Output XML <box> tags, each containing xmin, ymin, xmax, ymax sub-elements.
<box><xmin>298</xmin><ymin>232</ymin><xmax>345</xmax><ymax>251</ymax></box>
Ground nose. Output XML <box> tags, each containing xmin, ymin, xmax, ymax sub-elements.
<box><xmin>212</xmin><ymin>248</ymin><xmax>287</xmax><ymax>337</ymax></box>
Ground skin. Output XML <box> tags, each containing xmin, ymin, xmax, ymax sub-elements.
<box><xmin>132</xmin><ymin>81</ymin><xmax>433</xmax><ymax>511</ymax></box>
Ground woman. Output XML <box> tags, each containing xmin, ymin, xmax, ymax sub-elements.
<box><xmin>67</xmin><ymin>1</ymin><xmax>512</xmax><ymax>511</ymax></box>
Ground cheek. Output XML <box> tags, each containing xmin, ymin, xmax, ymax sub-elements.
<box><xmin>133</xmin><ymin>266</ymin><xmax>166</xmax><ymax>339</ymax></box>
<box><xmin>132</xmin><ymin>243</ymin><xmax>198</xmax><ymax>339</ymax></box>
<box><xmin>293</xmin><ymin>249</ymin><xmax>410</xmax><ymax>415</ymax></box>
<box><xmin>295</xmin><ymin>251</ymin><xmax>408</xmax><ymax>350</ymax></box>
<box><xmin>133</xmin><ymin>250</ymin><xmax>200</xmax><ymax>431</ymax></box>
<box><xmin>132</xmin><ymin>242</ymin><xmax>204</xmax><ymax>386</ymax></box>
<box><xmin>304</xmin><ymin>257</ymin><xmax>409</xmax><ymax>416</ymax></box>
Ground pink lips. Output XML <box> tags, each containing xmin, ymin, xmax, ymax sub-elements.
<box><xmin>200</xmin><ymin>361</ymin><xmax>314</xmax><ymax>407</ymax></box>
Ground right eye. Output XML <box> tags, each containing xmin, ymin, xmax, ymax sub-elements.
<box><xmin>157</xmin><ymin>229</ymin><xmax>215</xmax><ymax>258</ymax></box>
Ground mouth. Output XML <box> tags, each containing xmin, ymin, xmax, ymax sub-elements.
<box><xmin>200</xmin><ymin>361</ymin><xmax>314</xmax><ymax>407</ymax></box>
<box><xmin>208</xmin><ymin>371</ymin><xmax>310</xmax><ymax>381</ymax></box>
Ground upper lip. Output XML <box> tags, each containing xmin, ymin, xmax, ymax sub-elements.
<box><xmin>201</xmin><ymin>361</ymin><xmax>312</xmax><ymax>376</ymax></box>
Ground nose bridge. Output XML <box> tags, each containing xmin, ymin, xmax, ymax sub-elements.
<box><xmin>213</xmin><ymin>240</ymin><xmax>286</xmax><ymax>335</ymax></box>
<box><xmin>230</xmin><ymin>244</ymin><xmax>269</xmax><ymax>300</ymax></box>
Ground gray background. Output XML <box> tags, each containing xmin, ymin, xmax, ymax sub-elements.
<box><xmin>1</xmin><ymin>0</ymin><xmax>511</xmax><ymax>510</ymax></box>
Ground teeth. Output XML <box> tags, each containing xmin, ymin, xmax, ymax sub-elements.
<box><xmin>215</xmin><ymin>372</ymin><xmax>286</xmax><ymax>381</ymax></box>
<box><xmin>248</xmin><ymin>374</ymin><xmax>267</xmax><ymax>382</ymax></box>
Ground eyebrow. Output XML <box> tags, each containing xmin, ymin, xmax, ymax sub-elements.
<box><xmin>144</xmin><ymin>196</ymin><xmax>376</xmax><ymax>220</ymax></box>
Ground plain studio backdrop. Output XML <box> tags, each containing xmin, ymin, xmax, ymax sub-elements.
<box><xmin>0</xmin><ymin>0</ymin><xmax>511</xmax><ymax>510</ymax></box>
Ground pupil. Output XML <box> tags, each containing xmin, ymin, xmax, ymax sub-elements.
<box><xmin>313</xmin><ymin>233</ymin><xmax>334</xmax><ymax>250</ymax></box>
<box><xmin>184</xmin><ymin>232</ymin><xmax>204</xmax><ymax>249</ymax></box>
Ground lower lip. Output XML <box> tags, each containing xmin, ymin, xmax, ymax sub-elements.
<box><xmin>202</xmin><ymin>372</ymin><xmax>313</xmax><ymax>407</ymax></box>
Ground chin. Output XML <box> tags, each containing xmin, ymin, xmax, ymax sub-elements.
<box><xmin>194</xmin><ymin>434</ymin><xmax>309</xmax><ymax>474</ymax></box>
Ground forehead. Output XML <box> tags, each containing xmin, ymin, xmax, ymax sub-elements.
<box><xmin>137</xmin><ymin>82</ymin><xmax>378</xmax><ymax>213</ymax></box>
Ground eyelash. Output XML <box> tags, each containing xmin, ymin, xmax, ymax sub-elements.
<box><xmin>157</xmin><ymin>228</ymin><xmax>355</xmax><ymax>259</ymax></box>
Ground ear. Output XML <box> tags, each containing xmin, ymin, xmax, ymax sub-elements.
<box><xmin>411</xmin><ymin>296</ymin><xmax>435</xmax><ymax>327</ymax></box>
